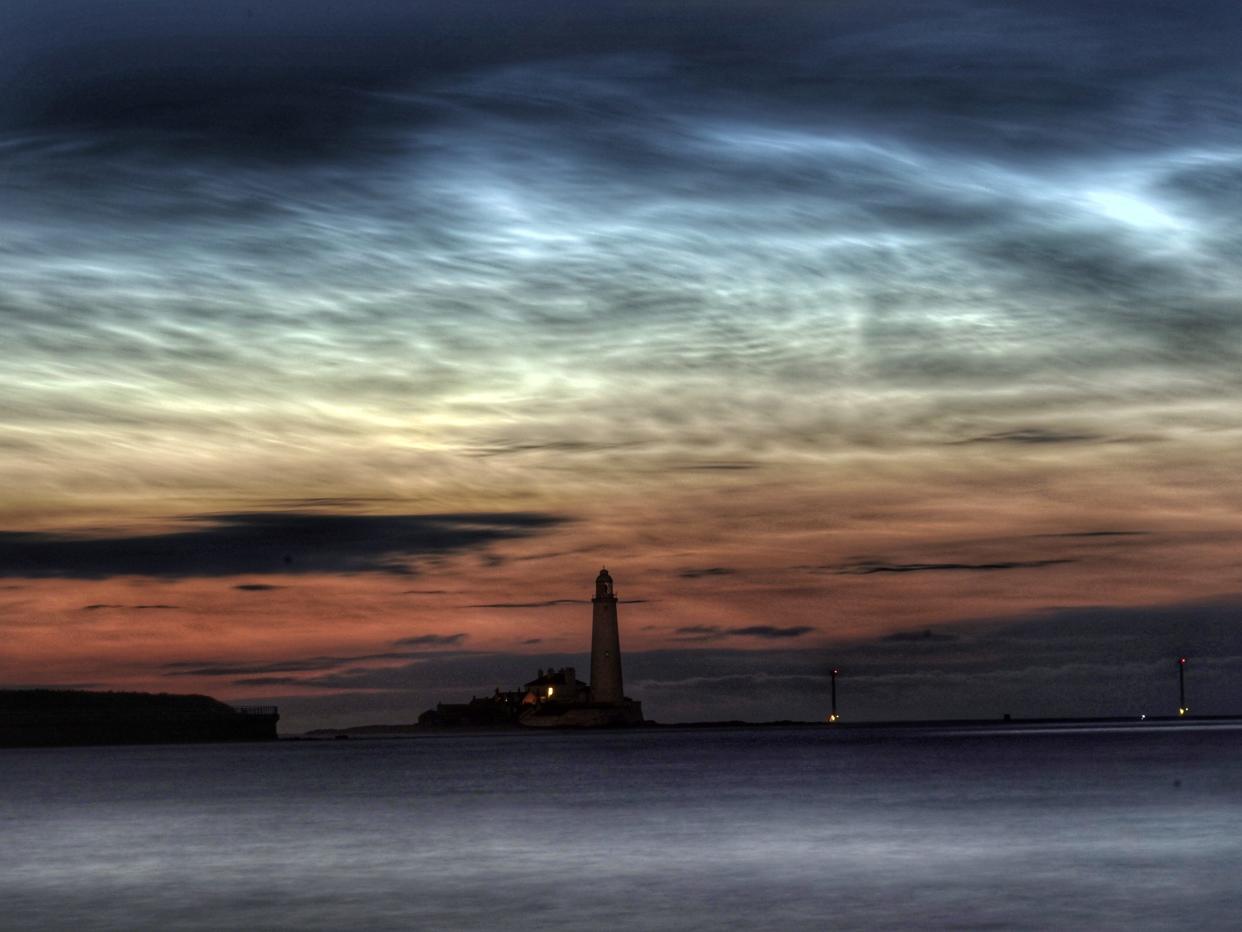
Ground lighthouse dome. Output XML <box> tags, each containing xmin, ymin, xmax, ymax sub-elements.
<box><xmin>594</xmin><ymin>567</ymin><xmax>614</xmax><ymax>598</ymax></box>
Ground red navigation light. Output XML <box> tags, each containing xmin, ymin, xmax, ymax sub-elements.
<box><xmin>1180</xmin><ymin>657</ymin><xmax>1187</xmax><ymax>665</ymax></box>
<box><xmin>831</xmin><ymin>669</ymin><xmax>840</xmax><ymax>676</ymax></box>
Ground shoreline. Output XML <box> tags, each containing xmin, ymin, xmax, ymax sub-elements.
<box><xmin>295</xmin><ymin>713</ymin><xmax>1242</xmax><ymax>740</ymax></box>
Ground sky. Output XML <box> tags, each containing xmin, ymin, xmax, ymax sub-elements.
<box><xmin>3</xmin><ymin>0</ymin><xmax>1242</xmax><ymax>731</ymax></box>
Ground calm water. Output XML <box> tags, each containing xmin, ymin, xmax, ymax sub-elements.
<box><xmin>2</xmin><ymin>724</ymin><xmax>1240</xmax><ymax>930</ymax></box>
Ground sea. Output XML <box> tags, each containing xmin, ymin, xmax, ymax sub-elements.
<box><xmin>2</xmin><ymin>722</ymin><xmax>1240</xmax><ymax>930</ymax></box>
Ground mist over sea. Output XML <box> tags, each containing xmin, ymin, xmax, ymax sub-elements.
<box><xmin>4</xmin><ymin>724</ymin><xmax>1240</xmax><ymax>930</ymax></box>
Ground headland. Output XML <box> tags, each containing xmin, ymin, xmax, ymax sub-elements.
<box><xmin>0</xmin><ymin>689</ymin><xmax>279</xmax><ymax>747</ymax></box>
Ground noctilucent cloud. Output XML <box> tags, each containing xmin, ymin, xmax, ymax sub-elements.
<box><xmin>3</xmin><ymin>0</ymin><xmax>1242</xmax><ymax>729</ymax></box>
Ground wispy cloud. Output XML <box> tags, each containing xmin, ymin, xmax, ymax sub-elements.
<box><xmin>677</xmin><ymin>567</ymin><xmax>736</xmax><ymax>579</ymax></box>
<box><xmin>673</xmin><ymin>624</ymin><xmax>815</xmax><ymax>642</ymax></box>
<box><xmin>468</xmin><ymin>598</ymin><xmax>648</xmax><ymax>608</ymax></box>
<box><xmin>466</xmin><ymin>439</ymin><xmax>649</xmax><ymax>458</ymax></box>
<box><xmin>949</xmin><ymin>428</ymin><xmax>1104</xmax><ymax>445</ymax></box>
<box><xmin>166</xmin><ymin>658</ymin><xmax>357</xmax><ymax>677</ymax></box>
<box><xmin>670</xmin><ymin>462</ymin><xmax>760</xmax><ymax>472</ymax></box>
<box><xmin>164</xmin><ymin>644</ymin><xmax>465</xmax><ymax>678</ymax></box>
<box><xmin>837</xmin><ymin>559</ymin><xmax>1074</xmax><ymax>575</ymax></box>
<box><xmin>82</xmin><ymin>603</ymin><xmax>179</xmax><ymax>611</ymax></box>
<box><xmin>392</xmin><ymin>633</ymin><xmax>467</xmax><ymax>647</ymax></box>
<box><xmin>231</xmin><ymin>676</ymin><xmax>309</xmax><ymax>688</ymax></box>
<box><xmin>881</xmin><ymin>629</ymin><xmax>958</xmax><ymax>643</ymax></box>
<box><xmin>467</xmin><ymin>599</ymin><xmax>585</xmax><ymax>609</ymax></box>
<box><xmin>1033</xmin><ymin>530</ymin><xmax>1150</xmax><ymax>539</ymax></box>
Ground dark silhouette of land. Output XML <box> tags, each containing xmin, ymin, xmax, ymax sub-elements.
<box><xmin>0</xmin><ymin>689</ymin><xmax>279</xmax><ymax>747</ymax></box>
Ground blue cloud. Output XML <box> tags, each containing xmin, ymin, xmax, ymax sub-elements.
<box><xmin>0</xmin><ymin>512</ymin><xmax>562</xmax><ymax>579</ymax></box>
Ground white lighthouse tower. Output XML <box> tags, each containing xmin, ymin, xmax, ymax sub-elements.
<box><xmin>590</xmin><ymin>567</ymin><xmax>624</xmax><ymax>704</ymax></box>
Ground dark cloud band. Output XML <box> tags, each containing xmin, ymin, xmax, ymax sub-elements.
<box><xmin>838</xmin><ymin>559</ymin><xmax>1074</xmax><ymax>575</ymax></box>
<box><xmin>673</xmin><ymin>625</ymin><xmax>816</xmax><ymax>642</ymax></box>
<box><xmin>0</xmin><ymin>511</ymin><xmax>562</xmax><ymax>579</ymax></box>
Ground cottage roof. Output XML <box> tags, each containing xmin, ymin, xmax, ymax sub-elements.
<box><xmin>522</xmin><ymin>667</ymin><xmax>586</xmax><ymax>690</ymax></box>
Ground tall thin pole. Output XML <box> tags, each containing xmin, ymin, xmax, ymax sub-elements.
<box><xmin>827</xmin><ymin>668</ymin><xmax>840</xmax><ymax>723</ymax></box>
<box><xmin>1178</xmin><ymin>657</ymin><xmax>1187</xmax><ymax>717</ymax></box>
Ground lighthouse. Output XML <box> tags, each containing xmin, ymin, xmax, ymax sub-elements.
<box><xmin>590</xmin><ymin>567</ymin><xmax>624</xmax><ymax>704</ymax></box>
<box><xmin>429</xmin><ymin>566</ymin><xmax>642</xmax><ymax>728</ymax></box>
